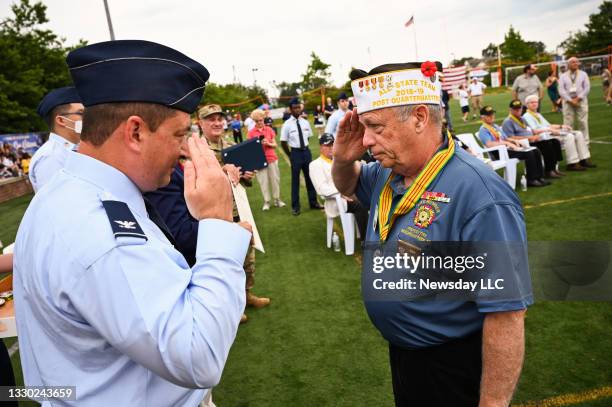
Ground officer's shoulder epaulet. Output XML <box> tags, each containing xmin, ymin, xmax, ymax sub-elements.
<box><xmin>101</xmin><ymin>199</ymin><xmax>148</xmax><ymax>242</ymax></box>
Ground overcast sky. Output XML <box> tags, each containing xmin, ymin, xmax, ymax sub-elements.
<box><xmin>0</xmin><ymin>0</ymin><xmax>603</xmax><ymax>93</ymax></box>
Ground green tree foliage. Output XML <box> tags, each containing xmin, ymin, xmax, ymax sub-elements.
<box><xmin>301</xmin><ymin>52</ymin><xmax>331</xmax><ymax>90</ymax></box>
<box><xmin>481</xmin><ymin>43</ymin><xmax>498</xmax><ymax>59</ymax></box>
<box><xmin>202</xmin><ymin>82</ymin><xmax>267</xmax><ymax>116</ymax></box>
<box><xmin>276</xmin><ymin>81</ymin><xmax>302</xmax><ymax>99</ymax></box>
<box><xmin>560</xmin><ymin>1</ymin><xmax>612</xmax><ymax>55</ymax></box>
<box><xmin>0</xmin><ymin>0</ymin><xmax>84</xmax><ymax>133</ymax></box>
<box><xmin>500</xmin><ymin>26</ymin><xmax>536</xmax><ymax>62</ymax></box>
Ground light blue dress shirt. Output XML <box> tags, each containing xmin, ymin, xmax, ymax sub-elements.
<box><xmin>478</xmin><ymin>123</ymin><xmax>509</xmax><ymax>145</ymax></box>
<box><xmin>522</xmin><ymin>111</ymin><xmax>551</xmax><ymax>131</ymax></box>
<box><xmin>280</xmin><ymin>116</ymin><xmax>313</xmax><ymax>148</ymax></box>
<box><xmin>28</xmin><ymin>132</ymin><xmax>77</xmax><ymax>192</ymax></box>
<box><xmin>324</xmin><ymin>109</ymin><xmax>348</xmax><ymax>137</ymax></box>
<box><xmin>14</xmin><ymin>152</ymin><xmax>250</xmax><ymax>406</ymax></box>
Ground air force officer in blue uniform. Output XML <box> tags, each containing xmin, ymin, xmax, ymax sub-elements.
<box><xmin>13</xmin><ymin>40</ymin><xmax>251</xmax><ymax>406</ymax></box>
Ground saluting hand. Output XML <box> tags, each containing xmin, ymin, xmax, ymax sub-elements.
<box><xmin>333</xmin><ymin>108</ymin><xmax>366</xmax><ymax>165</ymax></box>
<box><xmin>184</xmin><ymin>136</ymin><xmax>233</xmax><ymax>221</ymax></box>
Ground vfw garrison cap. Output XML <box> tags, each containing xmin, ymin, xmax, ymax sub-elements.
<box><xmin>36</xmin><ymin>86</ymin><xmax>82</xmax><ymax>118</ymax></box>
<box><xmin>509</xmin><ymin>100</ymin><xmax>523</xmax><ymax>109</ymax></box>
<box><xmin>349</xmin><ymin>61</ymin><xmax>443</xmax><ymax>114</ymax></box>
<box><xmin>66</xmin><ymin>40</ymin><xmax>210</xmax><ymax>114</ymax></box>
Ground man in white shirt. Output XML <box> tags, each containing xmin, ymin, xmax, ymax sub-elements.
<box><xmin>243</xmin><ymin>116</ymin><xmax>256</xmax><ymax>132</ymax></box>
<box><xmin>468</xmin><ymin>78</ymin><xmax>487</xmax><ymax>118</ymax></box>
<box><xmin>559</xmin><ymin>57</ymin><xmax>591</xmax><ymax>144</ymax></box>
<box><xmin>280</xmin><ymin>97</ymin><xmax>322</xmax><ymax>215</ymax></box>
<box><xmin>522</xmin><ymin>94</ymin><xmax>595</xmax><ymax>170</ymax></box>
<box><xmin>324</xmin><ymin>92</ymin><xmax>350</xmax><ymax>137</ymax></box>
<box><xmin>309</xmin><ymin>133</ymin><xmax>368</xmax><ymax>238</ymax></box>
<box><xmin>29</xmin><ymin>86</ymin><xmax>83</xmax><ymax>192</ymax></box>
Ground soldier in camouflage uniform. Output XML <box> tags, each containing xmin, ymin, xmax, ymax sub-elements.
<box><xmin>198</xmin><ymin>104</ymin><xmax>270</xmax><ymax>323</ymax></box>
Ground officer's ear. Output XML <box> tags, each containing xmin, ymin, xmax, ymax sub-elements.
<box><xmin>123</xmin><ymin>115</ymin><xmax>148</xmax><ymax>153</ymax></box>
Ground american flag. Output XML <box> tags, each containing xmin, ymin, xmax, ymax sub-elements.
<box><xmin>442</xmin><ymin>66</ymin><xmax>467</xmax><ymax>92</ymax></box>
<box><xmin>404</xmin><ymin>16</ymin><xmax>414</xmax><ymax>27</ymax></box>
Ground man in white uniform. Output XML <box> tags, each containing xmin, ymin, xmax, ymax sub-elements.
<box><xmin>29</xmin><ymin>86</ymin><xmax>83</xmax><ymax>192</ymax></box>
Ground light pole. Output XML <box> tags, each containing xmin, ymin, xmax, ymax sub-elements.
<box><xmin>102</xmin><ymin>0</ymin><xmax>115</xmax><ymax>40</ymax></box>
<box><xmin>252</xmin><ymin>68</ymin><xmax>258</xmax><ymax>86</ymax></box>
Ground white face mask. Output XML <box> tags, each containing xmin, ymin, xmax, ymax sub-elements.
<box><xmin>59</xmin><ymin>116</ymin><xmax>82</xmax><ymax>134</ymax></box>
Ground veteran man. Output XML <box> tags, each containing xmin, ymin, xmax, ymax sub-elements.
<box><xmin>146</xmin><ymin>104</ymin><xmax>270</xmax><ymax>324</ymax></box>
<box><xmin>332</xmin><ymin>62</ymin><xmax>532</xmax><ymax>406</ymax></box>
<box><xmin>559</xmin><ymin>57</ymin><xmax>591</xmax><ymax>144</ymax></box>
<box><xmin>522</xmin><ymin>94</ymin><xmax>594</xmax><ymax>170</ymax></box>
<box><xmin>13</xmin><ymin>40</ymin><xmax>251</xmax><ymax>406</ymax></box>
<box><xmin>30</xmin><ymin>86</ymin><xmax>83</xmax><ymax>192</ymax></box>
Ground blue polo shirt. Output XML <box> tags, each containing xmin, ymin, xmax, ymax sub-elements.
<box><xmin>356</xmin><ymin>137</ymin><xmax>532</xmax><ymax>349</ymax></box>
<box><xmin>478</xmin><ymin>123</ymin><xmax>509</xmax><ymax>145</ymax></box>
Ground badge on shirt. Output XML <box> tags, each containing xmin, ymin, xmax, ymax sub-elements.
<box><xmin>414</xmin><ymin>203</ymin><xmax>436</xmax><ymax>229</ymax></box>
<box><xmin>102</xmin><ymin>200</ymin><xmax>147</xmax><ymax>241</ymax></box>
<box><xmin>421</xmin><ymin>191</ymin><xmax>451</xmax><ymax>203</ymax></box>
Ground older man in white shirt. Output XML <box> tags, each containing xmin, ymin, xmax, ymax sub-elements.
<box><xmin>522</xmin><ymin>94</ymin><xmax>595</xmax><ymax>170</ymax></box>
<box><xmin>309</xmin><ymin>133</ymin><xmax>368</xmax><ymax>238</ymax></box>
<box><xmin>559</xmin><ymin>57</ymin><xmax>591</xmax><ymax>144</ymax></box>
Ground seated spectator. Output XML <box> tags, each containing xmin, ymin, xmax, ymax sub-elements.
<box><xmin>502</xmin><ymin>99</ymin><xmax>565</xmax><ymax>178</ymax></box>
<box><xmin>1</xmin><ymin>153</ymin><xmax>20</xmax><ymax>177</ymax></box>
<box><xmin>0</xmin><ymin>163</ymin><xmax>13</xmax><ymax>178</ymax></box>
<box><xmin>478</xmin><ymin>106</ymin><xmax>548</xmax><ymax>187</ymax></box>
<box><xmin>522</xmin><ymin>94</ymin><xmax>595</xmax><ymax>170</ymax></box>
<box><xmin>309</xmin><ymin>134</ymin><xmax>368</xmax><ymax>239</ymax></box>
<box><xmin>247</xmin><ymin>109</ymin><xmax>286</xmax><ymax>210</ymax></box>
<box><xmin>20</xmin><ymin>152</ymin><xmax>32</xmax><ymax>175</ymax></box>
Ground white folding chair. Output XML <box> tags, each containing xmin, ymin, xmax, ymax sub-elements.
<box><xmin>325</xmin><ymin>195</ymin><xmax>357</xmax><ymax>255</ymax></box>
<box><xmin>456</xmin><ymin>133</ymin><xmax>520</xmax><ymax>190</ymax></box>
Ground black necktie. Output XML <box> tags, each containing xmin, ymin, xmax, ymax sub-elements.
<box><xmin>143</xmin><ymin>197</ymin><xmax>178</xmax><ymax>247</ymax></box>
<box><xmin>296</xmin><ymin>118</ymin><xmax>306</xmax><ymax>149</ymax></box>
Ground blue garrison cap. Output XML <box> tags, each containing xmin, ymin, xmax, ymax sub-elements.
<box><xmin>66</xmin><ymin>40</ymin><xmax>210</xmax><ymax>114</ymax></box>
<box><xmin>36</xmin><ymin>86</ymin><xmax>82</xmax><ymax>118</ymax></box>
<box><xmin>337</xmin><ymin>92</ymin><xmax>348</xmax><ymax>101</ymax></box>
<box><xmin>288</xmin><ymin>97</ymin><xmax>301</xmax><ymax>107</ymax></box>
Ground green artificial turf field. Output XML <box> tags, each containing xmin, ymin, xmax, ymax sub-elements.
<box><xmin>1</xmin><ymin>80</ymin><xmax>610</xmax><ymax>406</ymax></box>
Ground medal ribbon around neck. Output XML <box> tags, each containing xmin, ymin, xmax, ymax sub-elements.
<box><xmin>320</xmin><ymin>154</ymin><xmax>333</xmax><ymax>164</ymax></box>
<box><xmin>527</xmin><ymin>110</ymin><xmax>541</xmax><ymax>124</ymax></box>
<box><xmin>508</xmin><ymin>114</ymin><xmax>526</xmax><ymax>129</ymax></box>
<box><xmin>481</xmin><ymin>122</ymin><xmax>501</xmax><ymax>141</ymax></box>
<box><xmin>377</xmin><ymin>136</ymin><xmax>455</xmax><ymax>243</ymax></box>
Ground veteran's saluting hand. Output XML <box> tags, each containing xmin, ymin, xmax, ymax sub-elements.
<box><xmin>333</xmin><ymin>108</ymin><xmax>366</xmax><ymax>164</ymax></box>
<box><xmin>332</xmin><ymin>109</ymin><xmax>366</xmax><ymax>197</ymax></box>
